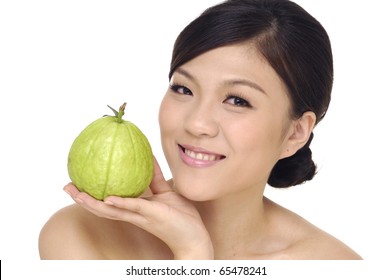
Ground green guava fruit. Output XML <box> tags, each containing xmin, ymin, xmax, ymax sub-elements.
<box><xmin>67</xmin><ymin>103</ymin><xmax>154</xmax><ymax>200</ymax></box>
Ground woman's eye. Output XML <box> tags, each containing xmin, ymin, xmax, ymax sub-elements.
<box><xmin>224</xmin><ymin>95</ymin><xmax>251</xmax><ymax>107</ymax></box>
<box><xmin>170</xmin><ymin>84</ymin><xmax>193</xmax><ymax>96</ymax></box>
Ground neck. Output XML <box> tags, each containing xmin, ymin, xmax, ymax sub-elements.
<box><xmin>194</xmin><ymin>185</ymin><xmax>268</xmax><ymax>259</ymax></box>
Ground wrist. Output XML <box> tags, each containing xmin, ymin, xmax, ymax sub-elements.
<box><xmin>173</xmin><ymin>240</ymin><xmax>214</xmax><ymax>260</ymax></box>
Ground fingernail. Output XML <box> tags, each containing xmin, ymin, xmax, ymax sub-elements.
<box><xmin>63</xmin><ymin>187</ymin><xmax>71</xmax><ymax>196</ymax></box>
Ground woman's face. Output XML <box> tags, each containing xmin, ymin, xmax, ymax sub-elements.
<box><xmin>159</xmin><ymin>43</ymin><xmax>294</xmax><ymax>201</ymax></box>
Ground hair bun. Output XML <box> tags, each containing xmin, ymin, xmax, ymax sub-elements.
<box><xmin>268</xmin><ymin>133</ymin><xmax>316</xmax><ymax>188</ymax></box>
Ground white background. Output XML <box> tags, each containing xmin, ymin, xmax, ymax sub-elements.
<box><xmin>0</xmin><ymin>0</ymin><xmax>391</xmax><ymax>277</ymax></box>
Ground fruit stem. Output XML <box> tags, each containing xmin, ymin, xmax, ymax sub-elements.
<box><xmin>107</xmin><ymin>102</ymin><xmax>127</xmax><ymax>123</ymax></box>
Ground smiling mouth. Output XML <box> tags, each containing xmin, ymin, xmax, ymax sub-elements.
<box><xmin>179</xmin><ymin>144</ymin><xmax>226</xmax><ymax>162</ymax></box>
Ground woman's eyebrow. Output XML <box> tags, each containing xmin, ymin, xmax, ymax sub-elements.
<box><xmin>174</xmin><ymin>67</ymin><xmax>267</xmax><ymax>95</ymax></box>
<box><xmin>175</xmin><ymin>67</ymin><xmax>195</xmax><ymax>81</ymax></box>
<box><xmin>222</xmin><ymin>79</ymin><xmax>267</xmax><ymax>95</ymax></box>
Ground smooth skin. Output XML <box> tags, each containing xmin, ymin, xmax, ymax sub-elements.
<box><xmin>39</xmin><ymin>43</ymin><xmax>362</xmax><ymax>260</ymax></box>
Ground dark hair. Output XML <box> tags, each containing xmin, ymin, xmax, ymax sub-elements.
<box><xmin>169</xmin><ymin>0</ymin><xmax>333</xmax><ymax>188</ymax></box>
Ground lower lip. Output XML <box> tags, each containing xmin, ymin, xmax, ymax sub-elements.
<box><xmin>178</xmin><ymin>145</ymin><xmax>223</xmax><ymax>168</ymax></box>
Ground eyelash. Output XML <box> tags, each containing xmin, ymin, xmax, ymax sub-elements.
<box><xmin>169</xmin><ymin>83</ymin><xmax>252</xmax><ymax>108</ymax></box>
<box><xmin>224</xmin><ymin>94</ymin><xmax>252</xmax><ymax>108</ymax></box>
<box><xmin>169</xmin><ymin>84</ymin><xmax>192</xmax><ymax>95</ymax></box>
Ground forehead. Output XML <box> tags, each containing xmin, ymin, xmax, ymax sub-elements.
<box><xmin>176</xmin><ymin>43</ymin><xmax>288</xmax><ymax>96</ymax></box>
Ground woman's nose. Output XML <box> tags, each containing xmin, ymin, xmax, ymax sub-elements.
<box><xmin>183</xmin><ymin>102</ymin><xmax>219</xmax><ymax>138</ymax></box>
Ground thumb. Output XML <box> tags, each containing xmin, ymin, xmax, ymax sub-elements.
<box><xmin>149</xmin><ymin>156</ymin><xmax>172</xmax><ymax>194</ymax></box>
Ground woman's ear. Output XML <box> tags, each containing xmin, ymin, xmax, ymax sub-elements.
<box><xmin>280</xmin><ymin>111</ymin><xmax>316</xmax><ymax>159</ymax></box>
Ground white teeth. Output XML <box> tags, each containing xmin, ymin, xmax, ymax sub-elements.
<box><xmin>185</xmin><ymin>149</ymin><xmax>219</xmax><ymax>161</ymax></box>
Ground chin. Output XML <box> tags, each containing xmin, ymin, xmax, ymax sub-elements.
<box><xmin>172</xmin><ymin>177</ymin><xmax>220</xmax><ymax>202</ymax></box>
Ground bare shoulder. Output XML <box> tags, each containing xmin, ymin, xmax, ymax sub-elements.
<box><xmin>39</xmin><ymin>204</ymin><xmax>171</xmax><ymax>260</ymax></box>
<box><xmin>285</xmin><ymin>230</ymin><xmax>363</xmax><ymax>260</ymax></box>
<box><xmin>39</xmin><ymin>204</ymin><xmax>107</xmax><ymax>259</ymax></box>
<box><xmin>263</xmin><ymin>198</ymin><xmax>362</xmax><ymax>260</ymax></box>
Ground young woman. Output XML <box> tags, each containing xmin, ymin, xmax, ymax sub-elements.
<box><xmin>39</xmin><ymin>0</ymin><xmax>362</xmax><ymax>260</ymax></box>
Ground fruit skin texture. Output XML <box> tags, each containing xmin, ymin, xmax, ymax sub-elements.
<box><xmin>67</xmin><ymin>106</ymin><xmax>154</xmax><ymax>200</ymax></box>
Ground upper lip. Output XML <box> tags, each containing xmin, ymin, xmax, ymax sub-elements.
<box><xmin>178</xmin><ymin>144</ymin><xmax>226</xmax><ymax>159</ymax></box>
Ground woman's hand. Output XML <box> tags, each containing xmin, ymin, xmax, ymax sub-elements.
<box><xmin>63</xmin><ymin>157</ymin><xmax>213</xmax><ymax>260</ymax></box>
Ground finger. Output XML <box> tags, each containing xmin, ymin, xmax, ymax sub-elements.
<box><xmin>102</xmin><ymin>196</ymin><xmax>167</xmax><ymax>228</ymax></box>
<box><xmin>63</xmin><ymin>183</ymin><xmax>99</xmax><ymax>205</ymax></box>
<box><xmin>64</xmin><ymin>183</ymin><xmax>151</xmax><ymax>227</ymax></box>
<box><xmin>72</xmin><ymin>191</ymin><xmax>148</xmax><ymax>224</ymax></box>
<box><xmin>149</xmin><ymin>156</ymin><xmax>172</xmax><ymax>194</ymax></box>
<box><xmin>64</xmin><ymin>183</ymin><xmax>111</xmax><ymax>213</ymax></box>
<box><xmin>64</xmin><ymin>183</ymin><xmax>151</xmax><ymax>222</ymax></box>
<box><xmin>105</xmin><ymin>196</ymin><xmax>157</xmax><ymax>215</ymax></box>
<box><xmin>102</xmin><ymin>197</ymin><xmax>173</xmax><ymax>237</ymax></box>
<box><xmin>63</xmin><ymin>183</ymin><xmax>83</xmax><ymax>200</ymax></box>
<box><xmin>104</xmin><ymin>196</ymin><xmax>169</xmax><ymax>223</ymax></box>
